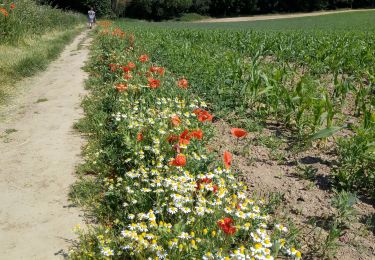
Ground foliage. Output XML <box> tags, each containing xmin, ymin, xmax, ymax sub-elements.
<box><xmin>0</xmin><ymin>0</ymin><xmax>84</xmax><ymax>105</ymax></box>
<box><xmin>125</xmin><ymin>0</ymin><xmax>193</xmax><ymax>20</ymax></box>
<box><xmin>334</xmin><ymin>129</ymin><xmax>375</xmax><ymax>198</ymax></box>
<box><xmin>331</xmin><ymin>190</ymin><xmax>358</xmax><ymax>228</ymax></box>
<box><xmin>38</xmin><ymin>0</ymin><xmax>113</xmax><ymax>17</ymax></box>
<box><xmin>69</xmin><ymin>23</ymin><xmax>302</xmax><ymax>259</ymax></box>
<box><xmin>121</xmin><ymin>0</ymin><xmax>374</xmax><ymax>20</ymax></box>
<box><xmin>174</xmin><ymin>12</ymin><xmax>209</xmax><ymax>21</ymax></box>
<box><xmin>0</xmin><ymin>0</ymin><xmax>84</xmax><ymax>44</ymax></box>
<box><xmin>115</xmin><ymin>11</ymin><xmax>375</xmax><ymax>197</ymax></box>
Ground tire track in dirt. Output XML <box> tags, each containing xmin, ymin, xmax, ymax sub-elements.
<box><xmin>0</xmin><ymin>30</ymin><xmax>90</xmax><ymax>259</ymax></box>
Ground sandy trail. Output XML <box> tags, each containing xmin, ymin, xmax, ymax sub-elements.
<box><xmin>0</xmin><ymin>31</ymin><xmax>90</xmax><ymax>259</ymax></box>
<box><xmin>197</xmin><ymin>9</ymin><xmax>373</xmax><ymax>23</ymax></box>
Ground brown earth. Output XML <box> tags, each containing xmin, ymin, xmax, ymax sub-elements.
<box><xmin>0</xmin><ymin>31</ymin><xmax>90</xmax><ymax>259</ymax></box>
<box><xmin>211</xmin><ymin>119</ymin><xmax>375</xmax><ymax>259</ymax></box>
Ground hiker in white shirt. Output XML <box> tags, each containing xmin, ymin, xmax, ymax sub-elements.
<box><xmin>88</xmin><ymin>7</ymin><xmax>95</xmax><ymax>29</ymax></box>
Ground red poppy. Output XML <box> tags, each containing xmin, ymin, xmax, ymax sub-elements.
<box><xmin>109</xmin><ymin>63</ymin><xmax>117</xmax><ymax>72</ymax></box>
<box><xmin>112</xmin><ymin>28</ymin><xmax>125</xmax><ymax>38</ymax></box>
<box><xmin>115</xmin><ymin>83</ymin><xmax>128</xmax><ymax>92</ymax></box>
<box><xmin>157</xmin><ymin>67</ymin><xmax>165</xmax><ymax>76</ymax></box>
<box><xmin>123</xmin><ymin>73</ymin><xmax>132</xmax><ymax>80</ymax></box>
<box><xmin>167</xmin><ymin>134</ymin><xmax>179</xmax><ymax>143</ymax></box>
<box><xmin>122</xmin><ymin>66</ymin><xmax>130</xmax><ymax>73</ymax></box>
<box><xmin>196</xmin><ymin>178</ymin><xmax>219</xmax><ymax>193</ymax></box>
<box><xmin>150</xmin><ymin>66</ymin><xmax>159</xmax><ymax>73</ymax></box>
<box><xmin>189</xmin><ymin>129</ymin><xmax>203</xmax><ymax>140</ymax></box>
<box><xmin>148</xmin><ymin>78</ymin><xmax>160</xmax><ymax>89</ymax></box>
<box><xmin>198</xmin><ymin>111</ymin><xmax>213</xmax><ymax>122</ymax></box>
<box><xmin>150</xmin><ymin>66</ymin><xmax>165</xmax><ymax>76</ymax></box>
<box><xmin>171</xmin><ymin>115</ymin><xmax>181</xmax><ymax>127</ymax></box>
<box><xmin>231</xmin><ymin>128</ymin><xmax>247</xmax><ymax>138</ymax></box>
<box><xmin>180</xmin><ymin>129</ymin><xmax>190</xmax><ymax>140</ymax></box>
<box><xmin>139</xmin><ymin>54</ymin><xmax>149</xmax><ymax>63</ymax></box>
<box><xmin>10</xmin><ymin>3</ymin><xmax>15</xmax><ymax>10</ymax></box>
<box><xmin>137</xmin><ymin>132</ymin><xmax>143</xmax><ymax>142</ymax></box>
<box><xmin>193</xmin><ymin>108</ymin><xmax>203</xmax><ymax>115</ymax></box>
<box><xmin>169</xmin><ymin>154</ymin><xmax>186</xmax><ymax>167</ymax></box>
<box><xmin>128</xmin><ymin>62</ymin><xmax>136</xmax><ymax>69</ymax></box>
<box><xmin>223</xmin><ymin>151</ymin><xmax>232</xmax><ymax>170</ymax></box>
<box><xmin>179</xmin><ymin>129</ymin><xmax>191</xmax><ymax>146</ymax></box>
<box><xmin>178</xmin><ymin>78</ymin><xmax>188</xmax><ymax>89</ymax></box>
<box><xmin>193</xmin><ymin>108</ymin><xmax>213</xmax><ymax>122</ymax></box>
<box><xmin>217</xmin><ymin>217</ymin><xmax>236</xmax><ymax>235</ymax></box>
<box><xmin>196</xmin><ymin>177</ymin><xmax>212</xmax><ymax>190</ymax></box>
<box><xmin>0</xmin><ymin>8</ymin><xmax>8</xmax><ymax>16</ymax></box>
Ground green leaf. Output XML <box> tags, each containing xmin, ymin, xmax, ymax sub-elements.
<box><xmin>366</xmin><ymin>142</ymin><xmax>375</xmax><ymax>153</ymax></box>
<box><xmin>309</xmin><ymin>126</ymin><xmax>343</xmax><ymax>140</ymax></box>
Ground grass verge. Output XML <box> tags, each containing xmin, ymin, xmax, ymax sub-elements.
<box><xmin>0</xmin><ymin>26</ymin><xmax>84</xmax><ymax>105</ymax></box>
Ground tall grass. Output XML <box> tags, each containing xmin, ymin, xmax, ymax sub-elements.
<box><xmin>0</xmin><ymin>0</ymin><xmax>85</xmax><ymax>105</ymax></box>
<box><xmin>0</xmin><ymin>0</ymin><xmax>83</xmax><ymax>44</ymax></box>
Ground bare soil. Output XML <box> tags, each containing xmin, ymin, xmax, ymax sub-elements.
<box><xmin>0</xmin><ymin>31</ymin><xmax>90</xmax><ymax>259</ymax></box>
<box><xmin>197</xmin><ymin>9</ymin><xmax>373</xmax><ymax>23</ymax></box>
<box><xmin>211</xmin><ymin>119</ymin><xmax>375</xmax><ymax>259</ymax></box>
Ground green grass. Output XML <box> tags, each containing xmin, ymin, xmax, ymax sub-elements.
<box><xmin>0</xmin><ymin>0</ymin><xmax>85</xmax><ymax>106</ymax></box>
<box><xmin>172</xmin><ymin>13</ymin><xmax>210</xmax><ymax>22</ymax></box>
<box><xmin>0</xmin><ymin>28</ymin><xmax>83</xmax><ymax>105</ymax></box>
<box><xmin>128</xmin><ymin>10</ymin><xmax>375</xmax><ymax>31</ymax></box>
<box><xmin>0</xmin><ymin>0</ymin><xmax>84</xmax><ymax>44</ymax></box>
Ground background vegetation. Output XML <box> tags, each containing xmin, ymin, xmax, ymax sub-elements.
<box><xmin>0</xmin><ymin>0</ymin><xmax>84</xmax><ymax>104</ymax></box>
<box><xmin>40</xmin><ymin>0</ymin><xmax>374</xmax><ymax>20</ymax></box>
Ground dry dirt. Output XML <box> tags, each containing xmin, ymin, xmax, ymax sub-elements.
<box><xmin>211</xmin><ymin>119</ymin><xmax>375</xmax><ymax>259</ymax></box>
<box><xmin>0</xmin><ymin>31</ymin><xmax>90</xmax><ymax>259</ymax></box>
<box><xmin>197</xmin><ymin>9</ymin><xmax>373</xmax><ymax>23</ymax></box>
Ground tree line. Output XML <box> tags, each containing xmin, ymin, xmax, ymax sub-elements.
<box><xmin>40</xmin><ymin>0</ymin><xmax>375</xmax><ymax>19</ymax></box>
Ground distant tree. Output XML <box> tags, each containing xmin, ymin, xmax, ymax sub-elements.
<box><xmin>232</xmin><ymin>0</ymin><xmax>258</xmax><ymax>14</ymax></box>
<box><xmin>257</xmin><ymin>0</ymin><xmax>280</xmax><ymax>13</ymax></box>
<box><xmin>191</xmin><ymin>0</ymin><xmax>211</xmax><ymax>14</ymax></box>
<box><xmin>39</xmin><ymin>0</ymin><xmax>375</xmax><ymax>19</ymax></box>
<box><xmin>126</xmin><ymin>0</ymin><xmax>192</xmax><ymax>20</ymax></box>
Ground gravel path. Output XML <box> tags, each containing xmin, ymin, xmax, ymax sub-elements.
<box><xmin>0</xmin><ymin>30</ymin><xmax>90</xmax><ymax>259</ymax></box>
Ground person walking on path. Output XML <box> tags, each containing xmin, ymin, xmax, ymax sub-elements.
<box><xmin>88</xmin><ymin>7</ymin><xmax>96</xmax><ymax>29</ymax></box>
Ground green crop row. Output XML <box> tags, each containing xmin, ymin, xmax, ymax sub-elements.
<box><xmin>115</xmin><ymin>20</ymin><xmax>374</xmax><ymax>197</ymax></box>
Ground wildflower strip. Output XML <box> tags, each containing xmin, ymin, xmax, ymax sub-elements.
<box><xmin>70</xmin><ymin>24</ymin><xmax>302</xmax><ymax>260</ymax></box>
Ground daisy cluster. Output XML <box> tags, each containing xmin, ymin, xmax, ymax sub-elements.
<box><xmin>70</xmin><ymin>25</ymin><xmax>302</xmax><ymax>260</ymax></box>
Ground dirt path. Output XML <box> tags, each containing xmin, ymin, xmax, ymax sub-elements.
<box><xmin>197</xmin><ymin>9</ymin><xmax>373</xmax><ymax>23</ymax></box>
<box><xmin>0</xmin><ymin>31</ymin><xmax>90</xmax><ymax>259</ymax></box>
